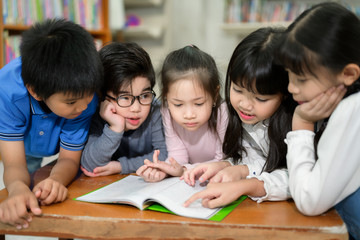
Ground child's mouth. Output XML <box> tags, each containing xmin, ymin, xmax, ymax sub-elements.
<box><xmin>128</xmin><ymin>118</ymin><xmax>140</xmax><ymax>125</ymax></box>
<box><xmin>239</xmin><ymin>111</ymin><xmax>255</xmax><ymax>120</ymax></box>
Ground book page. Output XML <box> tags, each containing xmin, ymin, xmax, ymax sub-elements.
<box><xmin>75</xmin><ymin>175</ymin><xmax>181</xmax><ymax>210</ymax></box>
<box><xmin>76</xmin><ymin>175</ymin><xmax>220</xmax><ymax>219</ymax></box>
<box><xmin>148</xmin><ymin>178</ymin><xmax>220</xmax><ymax>220</ymax></box>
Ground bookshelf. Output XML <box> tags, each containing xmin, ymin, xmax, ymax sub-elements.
<box><xmin>122</xmin><ymin>0</ymin><xmax>170</xmax><ymax>73</ymax></box>
<box><xmin>222</xmin><ymin>0</ymin><xmax>360</xmax><ymax>36</ymax></box>
<box><xmin>0</xmin><ymin>0</ymin><xmax>111</xmax><ymax>68</ymax></box>
<box><xmin>123</xmin><ymin>0</ymin><xmax>165</xmax><ymax>40</ymax></box>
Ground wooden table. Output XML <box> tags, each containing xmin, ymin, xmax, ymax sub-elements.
<box><xmin>0</xmin><ymin>164</ymin><xmax>348</xmax><ymax>240</ymax></box>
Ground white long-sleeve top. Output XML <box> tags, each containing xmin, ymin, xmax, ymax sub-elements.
<box><xmin>285</xmin><ymin>91</ymin><xmax>360</xmax><ymax>216</ymax></box>
<box><xmin>229</xmin><ymin>121</ymin><xmax>291</xmax><ymax>203</ymax></box>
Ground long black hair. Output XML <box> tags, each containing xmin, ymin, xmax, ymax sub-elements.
<box><xmin>276</xmin><ymin>2</ymin><xmax>360</xmax><ymax>158</ymax></box>
<box><xmin>224</xmin><ymin>27</ymin><xmax>297</xmax><ymax>172</ymax></box>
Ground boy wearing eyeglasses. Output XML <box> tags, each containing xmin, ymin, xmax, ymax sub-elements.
<box><xmin>80</xmin><ymin>42</ymin><xmax>167</xmax><ymax>176</ymax></box>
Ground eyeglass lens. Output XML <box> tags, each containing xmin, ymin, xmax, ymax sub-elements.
<box><xmin>117</xmin><ymin>92</ymin><xmax>154</xmax><ymax>107</ymax></box>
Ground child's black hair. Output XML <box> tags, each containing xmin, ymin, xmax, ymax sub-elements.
<box><xmin>160</xmin><ymin>45</ymin><xmax>222</xmax><ymax>132</ymax></box>
<box><xmin>20</xmin><ymin>18</ymin><xmax>103</xmax><ymax>100</ymax></box>
<box><xmin>276</xmin><ymin>2</ymin><xmax>360</xmax><ymax>159</ymax></box>
<box><xmin>224</xmin><ymin>27</ymin><xmax>297</xmax><ymax>172</ymax></box>
<box><xmin>99</xmin><ymin>42</ymin><xmax>155</xmax><ymax>100</ymax></box>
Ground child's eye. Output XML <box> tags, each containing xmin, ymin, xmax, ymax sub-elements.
<box><xmin>195</xmin><ymin>103</ymin><xmax>204</xmax><ymax>106</ymax></box>
<box><xmin>255</xmin><ymin>97</ymin><xmax>268</xmax><ymax>102</ymax></box>
<box><xmin>232</xmin><ymin>87</ymin><xmax>242</xmax><ymax>93</ymax></box>
<box><xmin>119</xmin><ymin>95</ymin><xmax>131</xmax><ymax>101</ymax></box>
<box><xmin>67</xmin><ymin>101</ymin><xmax>76</xmax><ymax>105</ymax></box>
<box><xmin>173</xmin><ymin>103</ymin><xmax>182</xmax><ymax>107</ymax></box>
<box><xmin>297</xmin><ymin>78</ymin><xmax>307</xmax><ymax>83</ymax></box>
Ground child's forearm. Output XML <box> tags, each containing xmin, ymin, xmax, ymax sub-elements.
<box><xmin>238</xmin><ymin>178</ymin><xmax>266</xmax><ymax>198</ymax></box>
<box><xmin>49</xmin><ymin>157</ymin><xmax>79</xmax><ymax>186</ymax></box>
<box><xmin>5</xmin><ymin>167</ymin><xmax>31</xmax><ymax>195</ymax></box>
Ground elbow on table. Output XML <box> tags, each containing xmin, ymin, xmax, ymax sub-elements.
<box><xmin>294</xmin><ymin>200</ymin><xmax>327</xmax><ymax>216</ymax></box>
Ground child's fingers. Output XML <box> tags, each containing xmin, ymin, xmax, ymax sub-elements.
<box><xmin>183</xmin><ymin>190</ymin><xmax>211</xmax><ymax>207</ymax></box>
<box><xmin>182</xmin><ymin>170</ymin><xmax>191</xmax><ymax>184</ymax></box>
<box><xmin>144</xmin><ymin>159</ymin><xmax>152</xmax><ymax>166</ymax></box>
<box><xmin>81</xmin><ymin>167</ymin><xmax>97</xmax><ymax>177</ymax></box>
<box><xmin>198</xmin><ymin>169</ymin><xmax>214</xmax><ymax>183</ymax></box>
<box><xmin>40</xmin><ymin>185</ymin><xmax>58</xmax><ymax>205</ymax></box>
<box><xmin>136</xmin><ymin>165</ymin><xmax>148</xmax><ymax>176</ymax></box>
<box><xmin>168</xmin><ymin>157</ymin><xmax>180</xmax><ymax>167</ymax></box>
<box><xmin>187</xmin><ymin>169</ymin><xmax>203</xmax><ymax>186</ymax></box>
<box><xmin>209</xmin><ymin>173</ymin><xmax>222</xmax><ymax>183</ymax></box>
<box><xmin>28</xmin><ymin>197</ymin><xmax>42</xmax><ymax>216</ymax></box>
<box><xmin>203</xmin><ymin>196</ymin><xmax>223</xmax><ymax>209</ymax></box>
<box><xmin>57</xmin><ymin>187</ymin><xmax>68</xmax><ymax>203</ymax></box>
<box><xmin>11</xmin><ymin>203</ymin><xmax>32</xmax><ymax>229</ymax></box>
<box><xmin>153</xmin><ymin>150</ymin><xmax>160</xmax><ymax>164</ymax></box>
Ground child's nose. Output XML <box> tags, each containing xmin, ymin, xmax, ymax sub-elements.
<box><xmin>239</xmin><ymin>97</ymin><xmax>253</xmax><ymax>110</ymax></box>
<box><xmin>129</xmin><ymin>99</ymin><xmax>141</xmax><ymax>112</ymax></box>
<box><xmin>288</xmin><ymin>82</ymin><xmax>299</xmax><ymax>94</ymax></box>
<box><xmin>183</xmin><ymin>106</ymin><xmax>195</xmax><ymax>119</ymax></box>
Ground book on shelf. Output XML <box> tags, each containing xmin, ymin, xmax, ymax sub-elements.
<box><xmin>2</xmin><ymin>0</ymin><xmax>104</xmax><ymax>30</ymax></box>
<box><xmin>3</xmin><ymin>31</ymin><xmax>21</xmax><ymax>65</ymax></box>
<box><xmin>224</xmin><ymin>0</ymin><xmax>316</xmax><ymax>24</ymax></box>
<box><xmin>224</xmin><ymin>0</ymin><xmax>360</xmax><ymax>24</ymax></box>
<box><xmin>75</xmin><ymin>175</ymin><xmax>246</xmax><ymax>221</ymax></box>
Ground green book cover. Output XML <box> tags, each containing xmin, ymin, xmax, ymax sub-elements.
<box><xmin>146</xmin><ymin>195</ymin><xmax>247</xmax><ymax>222</ymax></box>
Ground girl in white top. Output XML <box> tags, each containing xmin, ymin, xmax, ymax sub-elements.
<box><xmin>276</xmin><ymin>3</ymin><xmax>360</xmax><ymax>239</ymax></box>
<box><xmin>184</xmin><ymin>27</ymin><xmax>297</xmax><ymax>207</ymax></box>
<box><xmin>137</xmin><ymin>45</ymin><xmax>228</xmax><ymax>182</ymax></box>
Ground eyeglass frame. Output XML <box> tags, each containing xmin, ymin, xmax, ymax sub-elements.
<box><xmin>106</xmin><ymin>90</ymin><xmax>156</xmax><ymax>108</ymax></box>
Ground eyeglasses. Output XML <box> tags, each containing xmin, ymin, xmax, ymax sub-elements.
<box><xmin>106</xmin><ymin>90</ymin><xmax>156</xmax><ymax>108</ymax></box>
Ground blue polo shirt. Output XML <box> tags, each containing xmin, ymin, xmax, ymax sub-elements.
<box><xmin>0</xmin><ymin>57</ymin><xmax>98</xmax><ymax>157</ymax></box>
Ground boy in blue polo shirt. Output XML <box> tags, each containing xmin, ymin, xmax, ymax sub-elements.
<box><xmin>0</xmin><ymin>19</ymin><xmax>103</xmax><ymax>229</ymax></box>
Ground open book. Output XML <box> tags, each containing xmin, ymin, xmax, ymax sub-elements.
<box><xmin>75</xmin><ymin>175</ymin><xmax>246</xmax><ymax>221</ymax></box>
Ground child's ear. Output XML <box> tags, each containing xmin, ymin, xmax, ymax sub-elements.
<box><xmin>26</xmin><ymin>85</ymin><xmax>43</xmax><ymax>101</ymax></box>
<box><xmin>339</xmin><ymin>64</ymin><xmax>360</xmax><ymax>86</ymax></box>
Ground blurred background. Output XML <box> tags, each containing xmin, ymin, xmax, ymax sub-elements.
<box><xmin>2</xmin><ymin>0</ymin><xmax>360</xmax><ymax>91</ymax></box>
<box><xmin>1</xmin><ymin>0</ymin><xmax>360</xmax><ymax>238</ymax></box>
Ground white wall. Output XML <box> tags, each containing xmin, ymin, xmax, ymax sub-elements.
<box><xmin>169</xmin><ymin>0</ymin><xmax>240</xmax><ymax>78</ymax></box>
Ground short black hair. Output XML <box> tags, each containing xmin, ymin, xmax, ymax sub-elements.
<box><xmin>20</xmin><ymin>18</ymin><xmax>103</xmax><ymax>100</ymax></box>
<box><xmin>99</xmin><ymin>42</ymin><xmax>155</xmax><ymax>99</ymax></box>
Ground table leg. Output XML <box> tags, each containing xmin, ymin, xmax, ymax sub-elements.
<box><xmin>0</xmin><ymin>234</ymin><xmax>4</xmax><ymax>240</ymax></box>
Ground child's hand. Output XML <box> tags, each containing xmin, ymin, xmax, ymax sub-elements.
<box><xmin>210</xmin><ymin>165</ymin><xmax>249</xmax><ymax>183</ymax></box>
<box><xmin>182</xmin><ymin>161</ymin><xmax>231</xmax><ymax>187</ymax></box>
<box><xmin>137</xmin><ymin>150</ymin><xmax>167</xmax><ymax>182</ymax></box>
<box><xmin>0</xmin><ymin>184</ymin><xmax>42</xmax><ymax>229</ymax></box>
<box><xmin>293</xmin><ymin>84</ymin><xmax>346</xmax><ymax>131</ymax></box>
<box><xmin>81</xmin><ymin>161</ymin><xmax>122</xmax><ymax>177</ymax></box>
<box><xmin>136</xmin><ymin>160</ymin><xmax>168</xmax><ymax>182</ymax></box>
<box><xmin>100</xmin><ymin>99</ymin><xmax>126</xmax><ymax>133</ymax></box>
<box><xmin>137</xmin><ymin>150</ymin><xmax>184</xmax><ymax>181</ymax></box>
<box><xmin>147</xmin><ymin>157</ymin><xmax>184</xmax><ymax>177</ymax></box>
<box><xmin>32</xmin><ymin>178</ymin><xmax>68</xmax><ymax>206</ymax></box>
<box><xmin>183</xmin><ymin>182</ymin><xmax>241</xmax><ymax>209</ymax></box>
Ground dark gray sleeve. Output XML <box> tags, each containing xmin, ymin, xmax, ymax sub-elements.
<box><xmin>118</xmin><ymin>103</ymin><xmax>168</xmax><ymax>174</ymax></box>
<box><xmin>80</xmin><ymin>114</ymin><xmax>124</xmax><ymax>172</ymax></box>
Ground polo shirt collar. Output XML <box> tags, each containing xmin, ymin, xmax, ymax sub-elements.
<box><xmin>29</xmin><ymin>95</ymin><xmax>53</xmax><ymax>116</ymax></box>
